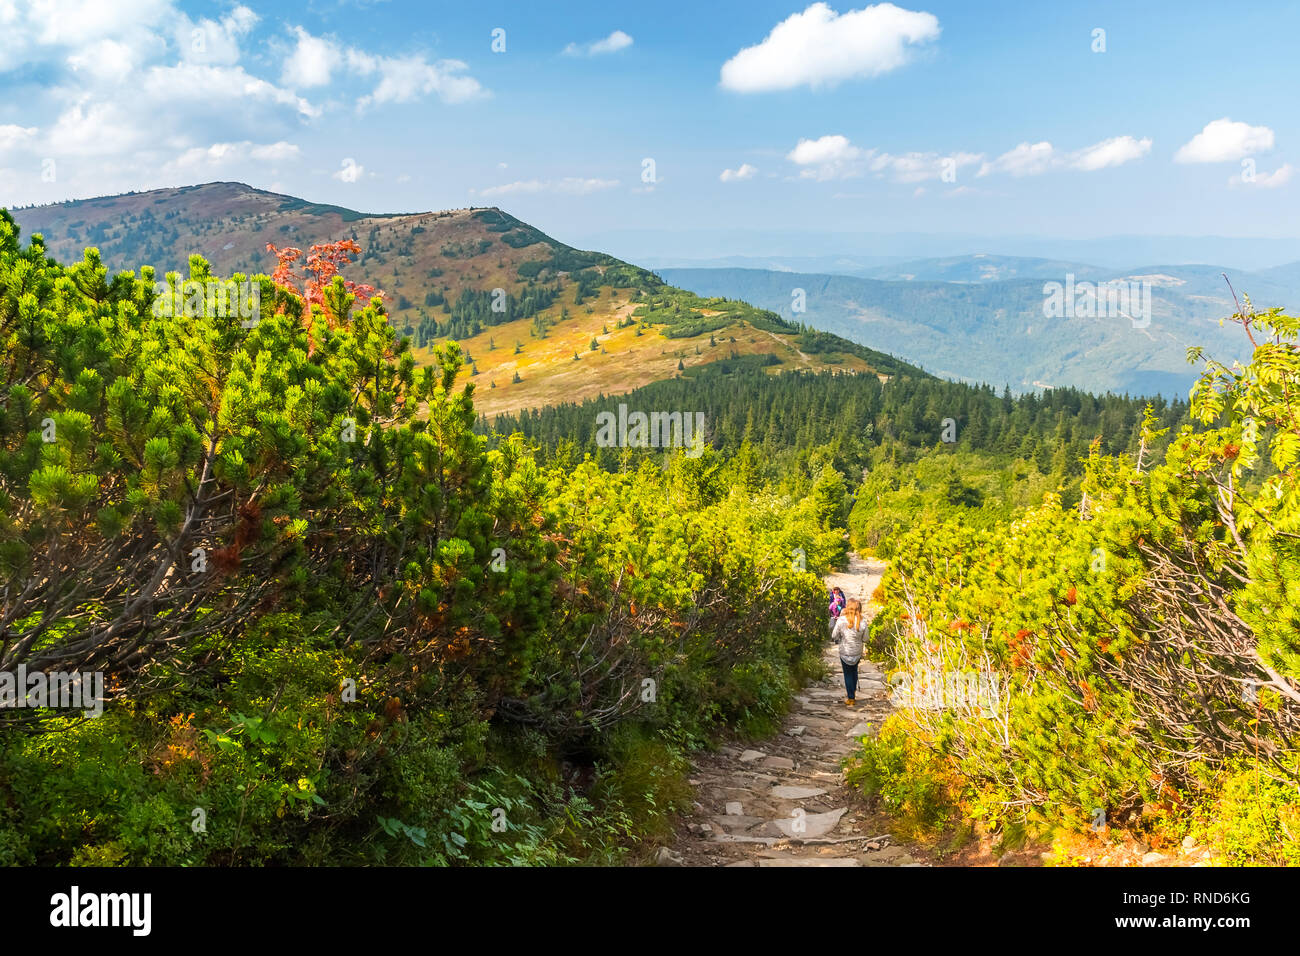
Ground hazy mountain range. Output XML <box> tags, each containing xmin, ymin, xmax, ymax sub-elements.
<box><xmin>11</xmin><ymin>181</ymin><xmax>1299</xmax><ymax>399</ymax></box>
<box><xmin>659</xmin><ymin>259</ymin><xmax>1300</xmax><ymax>396</ymax></box>
<box><xmin>600</xmin><ymin>231</ymin><xmax>1300</xmax><ymax>274</ymax></box>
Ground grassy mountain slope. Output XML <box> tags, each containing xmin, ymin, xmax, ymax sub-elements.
<box><xmin>11</xmin><ymin>183</ymin><xmax>922</xmax><ymax>417</ymax></box>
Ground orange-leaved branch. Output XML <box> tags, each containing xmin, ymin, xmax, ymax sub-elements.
<box><xmin>266</xmin><ymin>239</ymin><xmax>382</xmax><ymax>351</ymax></box>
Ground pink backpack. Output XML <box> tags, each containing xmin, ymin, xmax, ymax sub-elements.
<box><xmin>828</xmin><ymin>592</ymin><xmax>845</xmax><ymax>620</ymax></box>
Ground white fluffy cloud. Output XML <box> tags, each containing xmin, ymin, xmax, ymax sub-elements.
<box><xmin>334</xmin><ymin>157</ymin><xmax>363</xmax><ymax>183</ymax></box>
<box><xmin>1229</xmin><ymin>162</ymin><xmax>1293</xmax><ymax>189</ymax></box>
<box><xmin>164</xmin><ymin>140</ymin><xmax>300</xmax><ymax>173</ymax></box>
<box><xmin>720</xmin><ymin>2</ymin><xmax>940</xmax><ymax>93</ymax></box>
<box><xmin>0</xmin><ymin>0</ymin><xmax>173</xmax><ymax>73</ymax></box>
<box><xmin>1254</xmin><ymin>163</ymin><xmax>1294</xmax><ymax>188</ymax></box>
<box><xmin>787</xmin><ymin>134</ymin><xmax>981</xmax><ymax>182</ymax></box>
<box><xmin>787</xmin><ymin>134</ymin><xmax>867</xmax><ymax>179</ymax></box>
<box><xmin>45</xmin><ymin>100</ymin><xmax>150</xmax><ymax>156</ymax></box>
<box><xmin>978</xmin><ymin>141</ymin><xmax>1055</xmax><ymax>177</ymax></box>
<box><xmin>3</xmin><ymin>1</ymin><xmax>256</xmax><ymax>79</ymax></box>
<box><xmin>0</xmin><ymin>0</ymin><xmax>317</xmax><ymax>199</ymax></box>
<box><xmin>477</xmin><ymin>178</ymin><xmax>620</xmax><ymax>197</ymax></box>
<box><xmin>66</xmin><ymin>38</ymin><xmax>139</xmax><ymax>82</ymax></box>
<box><xmin>1068</xmin><ymin>135</ymin><xmax>1152</xmax><ymax>171</ymax></box>
<box><xmin>1175</xmin><ymin>118</ymin><xmax>1275</xmax><ymax>163</ymax></box>
<box><xmin>279</xmin><ymin>27</ymin><xmax>486</xmax><ymax>109</ymax></box>
<box><xmin>873</xmin><ymin>150</ymin><xmax>982</xmax><ymax>182</ymax></box>
<box><xmin>790</xmin><ymin>132</ymin><xmax>1148</xmax><ymax>183</ymax></box>
<box><xmin>0</xmin><ymin>124</ymin><xmax>38</xmax><ymax>151</ymax></box>
<box><xmin>0</xmin><ymin>2</ymin><xmax>328</xmax><ymax>203</ymax></box>
<box><xmin>281</xmin><ymin>25</ymin><xmax>338</xmax><ymax>88</ymax></box>
<box><xmin>978</xmin><ymin>135</ymin><xmax>1151</xmax><ymax>176</ymax></box>
<box><xmin>563</xmin><ymin>30</ymin><xmax>634</xmax><ymax>56</ymax></box>
<box><xmin>8</xmin><ymin>9</ymin><xmax>481</xmax><ymax>164</ymax></box>
<box><xmin>352</xmin><ymin>53</ymin><xmax>485</xmax><ymax>109</ymax></box>
<box><xmin>142</xmin><ymin>63</ymin><xmax>320</xmax><ymax>119</ymax></box>
<box><xmin>250</xmin><ymin>141</ymin><xmax>300</xmax><ymax>162</ymax></box>
<box><xmin>720</xmin><ymin>163</ymin><xmax>758</xmax><ymax>182</ymax></box>
<box><xmin>173</xmin><ymin>5</ymin><xmax>258</xmax><ymax>66</ymax></box>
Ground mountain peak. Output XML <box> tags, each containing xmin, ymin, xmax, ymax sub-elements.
<box><xmin>8</xmin><ymin>183</ymin><xmax>919</xmax><ymax>417</ymax></box>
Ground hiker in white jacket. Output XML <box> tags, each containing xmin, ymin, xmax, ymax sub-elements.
<box><xmin>831</xmin><ymin>598</ymin><xmax>868</xmax><ymax>707</ymax></box>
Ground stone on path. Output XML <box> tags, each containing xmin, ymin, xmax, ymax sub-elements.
<box><xmin>760</xmin><ymin>755</ymin><xmax>795</xmax><ymax>770</ymax></box>
<box><xmin>770</xmin><ymin>807</ymin><xmax>847</xmax><ymax>839</ymax></box>
<box><xmin>799</xmin><ymin>704</ymin><xmax>834</xmax><ymax>717</ymax></box>
<box><xmin>711</xmin><ymin>833</ymin><xmax>778</xmax><ymax>845</ymax></box>
<box><xmin>770</xmin><ymin>785</ymin><xmax>827</xmax><ymax>799</ymax></box>
<box><xmin>786</xmin><ymin>726</ymin><xmax>806</xmax><ymax>737</ymax></box>
<box><xmin>845</xmin><ymin>721</ymin><xmax>872</xmax><ymax>738</ymax></box>
<box><xmin>724</xmin><ymin>801</ymin><xmax>743</xmax><ymax>816</ymax></box>
<box><xmin>738</xmin><ymin>749</ymin><xmax>765</xmax><ymax>763</ymax></box>
<box><xmin>713</xmin><ymin>814</ymin><xmax>767</xmax><ymax>832</ymax></box>
<box><xmin>798</xmin><ymin>717</ymin><xmax>842</xmax><ymax>732</ymax></box>
<box><xmin>655</xmin><ymin>847</ymin><xmax>684</xmax><ymax>866</ymax></box>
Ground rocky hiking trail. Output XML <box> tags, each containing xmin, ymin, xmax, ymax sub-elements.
<box><xmin>663</xmin><ymin>554</ymin><xmax>929</xmax><ymax>868</ymax></box>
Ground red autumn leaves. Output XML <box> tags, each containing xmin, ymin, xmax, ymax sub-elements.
<box><xmin>1008</xmin><ymin>628</ymin><xmax>1034</xmax><ymax>669</ymax></box>
<box><xmin>266</xmin><ymin>239</ymin><xmax>382</xmax><ymax>353</ymax></box>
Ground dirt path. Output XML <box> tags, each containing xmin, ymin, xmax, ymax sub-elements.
<box><xmin>665</xmin><ymin>554</ymin><xmax>927</xmax><ymax>867</ymax></box>
<box><xmin>760</xmin><ymin>327</ymin><xmax>814</xmax><ymax>366</ymax></box>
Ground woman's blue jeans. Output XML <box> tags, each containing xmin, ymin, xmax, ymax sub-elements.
<box><xmin>840</xmin><ymin>659</ymin><xmax>859</xmax><ymax>701</ymax></box>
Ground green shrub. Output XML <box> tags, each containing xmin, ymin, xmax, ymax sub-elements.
<box><xmin>1191</xmin><ymin>761</ymin><xmax>1300</xmax><ymax>866</ymax></box>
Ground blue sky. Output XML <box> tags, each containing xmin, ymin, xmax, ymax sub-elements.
<box><xmin>1</xmin><ymin>0</ymin><xmax>1297</xmax><ymax>257</ymax></box>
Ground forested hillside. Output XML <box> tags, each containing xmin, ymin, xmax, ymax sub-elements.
<box><xmin>843</xmin><ymin>308</ymin><xmax>1300</xmax><ymax>865</ymax></box>
<box><xmin>0</xmin><ymin>212</ymin><xmax>844</xmax><ymax>864</ymax></box>
<box><xmin>486</xmin><ymin>362</ymin><xmax>1186</xmax><ymax>479</ymax></box>
<box><xmin>11</xmin><ymin>184</ymin><xmax>914</xmax><ymax>419</ymax></box>
<box><xmin>485</xmin><ymin>297</ymin><xmax>1300</xmax><ymax>864</ymax></box>
<box><xmin>3</xmin><ymin>188</ymin><xmax>1297</xmax><ymax>867</ymax></box>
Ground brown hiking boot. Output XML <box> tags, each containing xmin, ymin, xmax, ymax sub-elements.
<box><xmin>845</xmin><ymin>698</ymin><xmax>855</xmax><ymax>707</ymax></box>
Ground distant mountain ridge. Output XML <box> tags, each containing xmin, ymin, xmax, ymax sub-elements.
<box><xmin>593</xmin><ymin>229</ymin><xmax>1300</xmax><ymax>272</ymax></box>
<box><xmin>19</xmin><ymin>183</ymin><xmax>1292</xmax><ymax>401</ymax></box>
<box><xmin>659</xmin><ymin>262</ymin><xmax>1300</xmax><ymax>397</ymax></box>
<box><xmin>855</xmin><ymin>254</ymin><xmax>1120</xmax><ymax>283</ymax></box>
